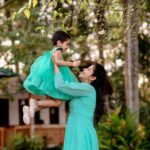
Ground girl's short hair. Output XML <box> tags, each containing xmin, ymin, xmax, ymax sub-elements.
<box><xmin>52</xmin><ymin>30</ymin><xmax>71</xmax><ymax>45</ymax></box>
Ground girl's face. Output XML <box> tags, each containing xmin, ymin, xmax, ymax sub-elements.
<box><xmin>78</xmin><ymin>65</ymin><xmax>96</xmax><ymax>83</ymax></box>
<box><xmin>57</xmin><ymin>39</ymin><xmax>71</xmax><ymax>51</ymax></box>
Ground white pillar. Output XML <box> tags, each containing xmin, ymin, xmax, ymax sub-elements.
<box><xmin>40</xmin><ymin>108</ymin><xmax>50</xmax><ymax>124</ymax></box>
<box><xmin>59</xmin><ymin>102</ymin><xmax>66</xmax><ymax>125</ymax></box>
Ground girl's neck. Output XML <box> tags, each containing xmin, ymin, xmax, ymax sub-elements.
<box><xmin>54</xmin><ymin>45</ymin><xmax>61</xmax><ymax>48</ymax></box>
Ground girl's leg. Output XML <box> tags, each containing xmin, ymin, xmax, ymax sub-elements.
<box><xmin>31</xmin><ymin>99</ymin><xmax>62</xmax><ymax>112</ymax></box>
<box><xmin>29</xmin><ymin>97</ymin><xmax>62</xmax><ymax>117</ymax></box>
<box><xmin>29</xmin><ymin>94</ymin><xmax>61</xmax><ymax>116</ymax></box>
<box><xmin>23</xmin><ymin>94</ymin><xmax>62</xmax><ymax>125</ymax></box>
<box><xmin>37</xmin><ymin>99</ymin><xmax>62</xmax><ymax>108</ymax></box>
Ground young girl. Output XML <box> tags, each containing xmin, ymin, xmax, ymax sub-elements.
<box><xmin>23</xmin><ymin>30</ymin><xmax>80</xmax><ymax>124</ymax></box>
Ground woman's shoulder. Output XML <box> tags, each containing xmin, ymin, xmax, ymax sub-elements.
<box><xmin>80</xmin><ymin>83</ymin><xmax>95</xmax><ymax>91</ymax></box>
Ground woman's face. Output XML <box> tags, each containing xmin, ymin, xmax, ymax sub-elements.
<box><xmin>78</xmin><ymin>65</ymin><xmax>96</xmax><ymax>83</ymax></box>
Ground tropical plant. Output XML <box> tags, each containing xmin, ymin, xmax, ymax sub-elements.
<box><xmin>2</xmin><ymin>133</ymin><xmax>47</xmax><ymax>150</ymax></box>
<box><xmin>96</xmin><ymin>108</ymin><xmax>148</xmax><ymax>150</ymax></box>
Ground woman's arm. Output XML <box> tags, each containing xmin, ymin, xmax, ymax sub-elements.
<box><xmin>54</xmin><ymin>64</ymin><xmax>93</xmax><ymax>97</ymax></box>
<box><xmin>52</xmin><ymin>50</ymin><xmax>80</xmax><ymax>67</ymax></box>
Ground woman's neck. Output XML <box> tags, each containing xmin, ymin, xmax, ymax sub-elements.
<box><xmin>80</xmin><ymin>78</ymin><xmax>91</xmax><ymax>83</ymax></box>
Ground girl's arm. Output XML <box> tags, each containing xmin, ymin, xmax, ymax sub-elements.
<box><xmin>52</xmin><ymin>50</ymin><xmax>80</xmax><ymax>67</ymax></box>
<box><xmin>54</xmin><ymin>64</ymin><xmax>94</xmax><ymax>97</ymax></box>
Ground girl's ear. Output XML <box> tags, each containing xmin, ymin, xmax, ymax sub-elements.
<box><xmin>57</xmin><ymin>40</ymin><xmax>62</xmax><ymax>45</ymax></box>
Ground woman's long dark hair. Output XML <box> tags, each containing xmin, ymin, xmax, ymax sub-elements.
<box><xmin>91</xmin><ymin>63</ymin><xmax>108</xmax><ymax>126</ymax></box>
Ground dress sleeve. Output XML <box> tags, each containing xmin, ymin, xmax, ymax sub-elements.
<box><xmin>54</xmin><ymin>72</ymin><xmax>93</xmax><ymax>97</ymax></box>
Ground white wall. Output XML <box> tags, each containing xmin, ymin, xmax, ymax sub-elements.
<box><xmin>9</xmin><ymin>99</ymin><xmax>19</xmax><ymax>125</ymax></box>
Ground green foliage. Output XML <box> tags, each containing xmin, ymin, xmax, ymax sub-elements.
<box><xmin>140</xmin><ymin>102</ymin><xmax>150</xmax><ymax>128</ymax></box>
<box><xmin>2</xmin><ymin>133</ymin><xmax>47</xmax><ymax>150</ymax></box>
<box><xmin>0</xmin><ymin>78</ymin><xmax>14</xmax><ymax>101</ymax></box>
<box><xmin>24</xmin><ymin>9</ymin><xmax>30</xmax><ymax>19</ymax></box>
<box><xmin>96</xmin><ymin>108</ymin><xmax>149</xmax><ymax>150</ymax></box>
<box><xmin>138</xmin><ymin>34</ymin><xmax>150</xmax><ymax>104</ymax></box>
<box><xmin>0</xmin><ymin>6</ymin><xmax>51</xmax><ymax>74</ymax></box>
<box><xmin>139</xmin><ymin>34</ymin><xmax>150</xmax><ymax>76</ymax></box>
<box><xmin>110</xmin><ymin>66</ymin><xmax>125</xmax><ymax>108</ymax></box>
<box><xmin>139</xmin><ymin>102</ymin><xmax>150</xmax><ymax>149</ymax></box>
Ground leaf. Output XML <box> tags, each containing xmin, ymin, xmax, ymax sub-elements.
<box><xmin>67</xmin><ymin>0</ymin><xmax>72</xmax><ymax>4</ymax></box>
<box><xmin>53</xmin><ymin>11</ymin><xmax>59</xmax><ymax>18</ymax></box>
<box><xmin>48</xmin><ymin>2</ymin><xmax>53</xmax><ymax>7</ymax></box>
<box><xmin>80</xmin><ymin>2</ymin><xmax>88</xmax><ymax>10</ymax></box>
<box><xmin>35</xmin><ymin>26</ymin><xmax>44</xmax><ymax>31</ymax></box>
<box><xmin>28</xmin><ymin>0</ymin><xmax>32</xmax><ymax>8</ymax></box>
<box><xmin>24</xmin><ymin>9</ymin><xmax>30</xmax><ymax>19</ymax></box>
<box><xmin>60</xmin><ymin>0</ymin><xmax>64</xmax><ymax>3</ymax></box>
<box><xmin>115</xmin><ymin>135</ymin><xmax>129</xmax><ymax>147</ymax></box>
<box><xmin>18</xmin><ymin>6</ymin><xmax>26</xmax><ymax>14</ymax></box>
<box><xmin>100</xmin><ymin>144</ymin><xmax>110</xmax><ymax>150</ymax></box>
<box><xmin>33</xmin><ymin>0</ymin><xmax>38</xmax><ymax>8</ymax></box>
<box><xmin>53</xmin><ymin>0</ymin><xmax>57</xmax><ymax>8</ymax></box>
<box><xmin>41</xmin><ymin>0</ymin><xmax>46</xmax><ymax>5</ymax></box>
<box><xmin>11</xmin><ymin>12</ymin><xmax>17</xmax><ymax>21</ymax></box>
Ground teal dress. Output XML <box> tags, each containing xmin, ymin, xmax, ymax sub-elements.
<box><xmin>23</xmin><ymin>47</ymin><xmax>78</xmax><ymax>100</ymax></box>
<box><xmin>54</xmin><ymin>72</ymin><xmax>99</xmax><ymax>150</ymax></box>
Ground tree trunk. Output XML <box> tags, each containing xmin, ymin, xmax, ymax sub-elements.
<box><xmin>95</xmin><ymin>0</ymin><xmax>105</xmax><ymax>65</ymax></box>
<box><xmin>125</xmin><ymin>0</ymin><xmax>139</xmax><ymax>124</ymax></box>
<box><xmin>122</xmin><ymin>0</ymin><xmax>128</xmax><ymax>109</ymax></box>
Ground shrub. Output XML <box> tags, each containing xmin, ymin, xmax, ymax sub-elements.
<box><xmin>2</xmin><ymin>133</ymin><xmax>47</xmax><ymax>150</ymax></box>
<box><xmin>97</xmin><ymin>108</ymin><xmax>147</xmax><ymax>150</ymax></box>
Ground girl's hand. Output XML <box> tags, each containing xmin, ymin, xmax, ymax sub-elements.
<box><xmin>72</xmin><ymin>60</ymin><xmax>81</xmax><ymax>67</ymax></box>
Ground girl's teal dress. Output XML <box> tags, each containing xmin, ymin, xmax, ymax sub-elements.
<box><xmin>23</xmin><ymin>47</ymin><xmax>78</xmax><ymax>100</ymax></box>
<box><xmin>54</xmin><ymin>72</ymin><xmax>99</xmax><ymax>150</ymax></box>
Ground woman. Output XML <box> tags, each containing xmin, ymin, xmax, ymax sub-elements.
<box><xmin>54</xmin><ymin>63</ymin><xmax>107</xmax><ymax>150</ymax></box>
<box><xmin>23</xmin><ymin>63</ymin><xmax>107</xmax><ymax>150</ymax></box>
